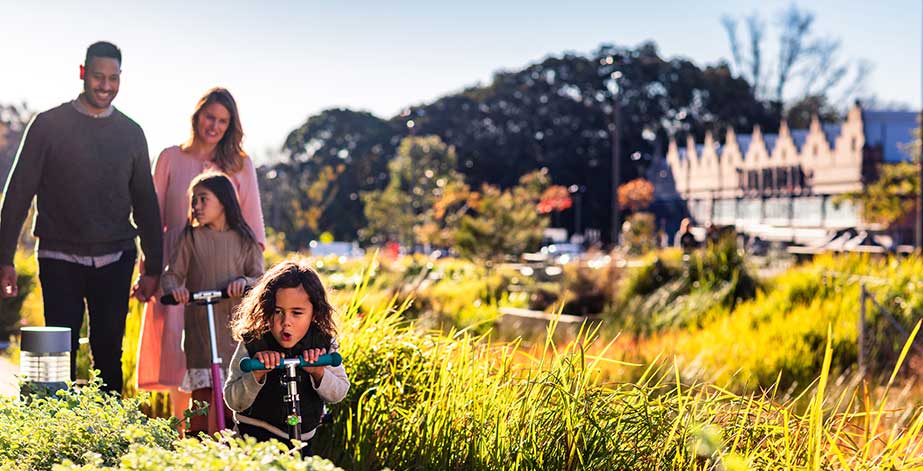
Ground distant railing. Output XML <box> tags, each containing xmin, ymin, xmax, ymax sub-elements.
<box><xmin>858</xmin><ymin>281</ymin><xmax>923</xmax><ymax>375</ymax></box>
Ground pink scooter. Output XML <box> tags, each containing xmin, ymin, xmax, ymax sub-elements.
<box><xmin>161</xmin><ymin>288</ymin><xmax>235</xmax><ymax>431</ymax></box>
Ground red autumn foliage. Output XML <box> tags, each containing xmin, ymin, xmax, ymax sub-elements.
<box><xmin>618</xmin><ymin>178</ymin><xmax>654</xmax><ymax>212</ymax></box>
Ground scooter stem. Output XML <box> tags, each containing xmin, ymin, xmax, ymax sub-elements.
<box><xmin>200</xmin><ymin>291</ymin><xmax>226</xmax><ymax>431</ymax></box>
<box><xmin>284</xmin><ymin>362</ymin><xmax>302</xmax><ymax>439</ymax></box>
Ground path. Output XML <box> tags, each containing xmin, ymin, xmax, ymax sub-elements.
<box><xmin>0</xmin><ymin>354</ymin><xmax>18</xmax><ymax>397</ymax></box>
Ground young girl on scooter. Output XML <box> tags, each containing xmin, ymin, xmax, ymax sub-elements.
<box><xmin>224</xmin><ymin>259</ymin><xmax>350</xmax><ymax>454</ymax></box>
<box><xmin>161</xmin><ymin>172</ymin><xmax>264</xmax><ymax>435</ymax></box>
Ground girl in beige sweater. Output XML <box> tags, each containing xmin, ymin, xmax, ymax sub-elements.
<box><xmin>161</xmin><ymin>172</ymin><xmax>264</xmax><ymax>435</ymax></box>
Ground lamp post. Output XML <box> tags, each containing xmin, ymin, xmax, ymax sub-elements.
<box><xmin>608</xmin><ymin>71</ymin><xmax>623</xmax><ymax>247</ymax></box>
<box><xmin>568</xmin><ymin>184</ymin><xmax>586</xmax><ymax>239</ymax></box>
<box><xmin>20</xmin><ymin>326</ymin><xmax>71</xmax><ymax>396</ymax></box>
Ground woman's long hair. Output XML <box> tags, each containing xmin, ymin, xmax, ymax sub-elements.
<box><xmin>231</xmin><ymin>259</ymin><xmax>336</xmax><ymax>342</ymax></box>
<box><xmin>186</xmin><ymin>172</ymin><xmax>258</xmax><ymax>247</ymax></box>
<box><xmin>187</xmin><ymin>87</ymin><xmax>247</xmax><ymax>174</ymax></box>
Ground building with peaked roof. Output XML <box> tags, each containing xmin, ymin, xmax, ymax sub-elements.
<box><xmin>660</xmin><ymin>105</ymin><xmax>918</xmax><ymax>244</ymax></box>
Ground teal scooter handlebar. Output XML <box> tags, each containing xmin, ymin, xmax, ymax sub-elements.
<box><xmin>240</xmin><ymin>352</ymin><xmax>342</xmax><ymax>372</ymax></box>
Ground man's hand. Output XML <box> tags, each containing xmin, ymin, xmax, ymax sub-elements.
<box><xmin>131</xmin><ymin>274</ymin><xmax>160</xmax><ymax>302</ymax></box>
<box><xmin>0</xmin><ymin>265</ymin><xmax>17</xmax><ymax>298</ymax></box>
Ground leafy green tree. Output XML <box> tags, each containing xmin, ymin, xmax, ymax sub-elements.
<box><xmin>454</xmin><ymin>170</ymin><xmax>549</xmax><ymax>262</ymax></box>
<box><xmin>361</xmin><ymin>135</ymin><xmax>465</xmax><ymax>248</ymax></box>
<box><xmin>260</xmin><ymin>109</ymin><xmax>398</xmax><ymax>248</ymax></box>
<box><xmin>392</xmin><ymin>42</ymin><xmax>772</xmax><ymax>243</ymax></box>
<box><xmin>269</xmin><ymin>41</ymin><xmax>773</xmax><ymax>244</ymax></box>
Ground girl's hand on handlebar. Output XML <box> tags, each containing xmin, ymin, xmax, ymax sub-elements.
<box><xmin>302</xmin><ymin>348</ymin><xmax>327</xmax><ymax>383</ymax></box>
<box><xmin>251</xmin><ymin>350</ymin><xmax>282</xmax><ymax>382</ymax></box>
<box><xmin>170</xmin><ymin>287</ymin><xmax>190</xmax><ymax>305</ymax></box>
<box><xmin>227</xmin><ymin>277</ymin><xmax>247</xmax><ymax>298</ymax></box>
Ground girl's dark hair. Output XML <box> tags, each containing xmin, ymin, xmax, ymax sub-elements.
<box><xmin>187</xmin><ymin>87</ymin><xmax>247</xmax><ymax>174</ymax></box>
<box><xmin>231</xmin><ymin>260</ymin><xmax>336</xmax><ymax>341</ymax></box>
<box><xmin>186</xmin><ymin>172</ymin><xmax>258</xmax><ymax>247</ymax></box>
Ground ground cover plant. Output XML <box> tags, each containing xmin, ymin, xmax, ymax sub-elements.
<box><xmin>0</xmin><ymin>379</ymin><xmax>176</xmax><ymax>471</ymax></box>
<box><xmin>52</xmin><ymin>433</ymin><xmax>343</xmax><ymax>471</ymax></box>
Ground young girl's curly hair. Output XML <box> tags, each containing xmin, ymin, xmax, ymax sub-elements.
<box><xmin>231</xmin><ymin>260</ymin><xmax>336</xmax><ymax>342</ymax></box>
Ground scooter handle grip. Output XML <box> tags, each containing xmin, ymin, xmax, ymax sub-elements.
<box><xmin>161</xmin><ymin>286</ymin><xmax>250</xmax><ymax>305</ymax></box>
<box><xmin>240</xmin><ymin>352</ymin><xmax>343</xmax><ymax>372</ymax></box>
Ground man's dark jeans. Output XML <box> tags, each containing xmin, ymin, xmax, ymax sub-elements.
<box><xmin>38</xmin><ymin>250</ymin><xmax>136</xmax><ymax>394</ymax></box>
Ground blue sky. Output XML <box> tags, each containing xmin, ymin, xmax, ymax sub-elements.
<box><xmin>2</xmin><ymin>0</ymin><xmax>919</xmax><ymax>164</ymax></box>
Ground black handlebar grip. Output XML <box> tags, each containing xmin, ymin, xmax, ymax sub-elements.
<box><xmin>160</xmin><ymin>288</ymin><xmax>235</xmax><ymax>305</ymax></box>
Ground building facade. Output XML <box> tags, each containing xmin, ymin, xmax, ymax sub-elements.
<box><xmin>661</xmin><ymin>105</ymin><xmax>918</xmax><ymax>244</ymax></box>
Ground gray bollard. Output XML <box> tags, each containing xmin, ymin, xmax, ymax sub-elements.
<box><xmin>19</xmin><ymin>326</ymin><xmax>71</xmax><ymax>397</ymax></box>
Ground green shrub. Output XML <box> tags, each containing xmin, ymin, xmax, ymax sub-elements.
<box><xmin>621</xmin><ymin>212</ymin><xmax>657</xmax><ymax>256</ymax></box>
<box><xmin>661</xmin><ymin>253</ymin><xmax>923</xmax><ymax>390</ymax></box>
<box><xmin>614</xmin><ymin>234</ymin><xmax>759</xmax><ymax>332</ymax></box>
<box><xmin>52</xmin><ymin>433</ymin><xmax>343</xmax><ymax>471</ymax></box>
<box><xmin>560</xmin><ymin>263</ymin><xmax>612</xmax><ymax>315</ymax></box>
<box><xmin>0</xmin><ymin>377</ymin><xmax>176</xmax><ymax>471</ymax></box>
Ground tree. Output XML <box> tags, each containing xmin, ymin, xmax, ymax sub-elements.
<box><xmin>261</xmin><ymin>108</ymin><xmax>399</xmax><ymax>248</ymax></box>
<box><xmin>268</xmin><ymin>41</ymin><xmax>772</xmax><ymax>244</ymax></box>
<box><xmin>454</xmin><ymin>170</ymin><xmax>549</xmax><ymax>262</ymax></box>
<box><xmin>0</xmin><ymin>103</ymin><xmax>32</xmax><ymax>185</ymax></box>
<box><xmin>426</xmin><ymin>179</ymin><xmax>475</xmax><ymax>248</ymax></box>
<box><xmin>361</xmin><ymin>135</ymin><xmax>465</xmax><ymax>248</ymax></box>
<box><xmin>400</xmin><ymin>42</ymin><xmax>773</xmax><ymax>243</ymax></box>
<box><xmin>783</xmin><ymin>95</ymin><xmax>841</xmax><ymax>129</ymax></box>
<box><xmin>721</xmin><ymin>4</ymin><xmax>871</xmax><ymax>115</ymax></box>
<box><xmin>537</xmin><ymin>185</ymin><xmax>573</xmax><ymax>214</ymax></box>
<box><xmin>618</xmin><ymin>178</ymin><xmax>654</xmax><ymax>213</ymax></box>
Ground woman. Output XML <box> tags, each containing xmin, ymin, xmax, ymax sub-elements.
<box><xmin>136</xmin><ymin>87</ymin><xmax>266</xmax><ymax>431</ymax></box>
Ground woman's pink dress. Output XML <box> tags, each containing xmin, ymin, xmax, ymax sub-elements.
<box><xmin>136</xmin><ymin>146</ymin><xmax>266</xmax><ymax>390</ymax></box>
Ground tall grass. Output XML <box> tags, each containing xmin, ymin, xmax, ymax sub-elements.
<box><xmin>311</xmin><ymin>262</ymin><xmax>923</xmax><ymax>470</ymax></box>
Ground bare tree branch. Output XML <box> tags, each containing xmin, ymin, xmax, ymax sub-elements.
<box><xmin>721</xmin><ymin>16</ymin><xmax>745</xmax><ymax>74</ymax></box>
<box><xmin>721</xmin><ymin>3</ymin><xmax>870</xmax><ymax>115</ymax></box>
<box><xmin>775</xmin><ymin>4</ymin><xmax>815</xmax><ymax>104</ymax></box>
<box><xmin>837</xmin><ymin>60</ymin><xmax>874</xmax><ymax>105</ymax></box>
<box><xmin>745</xmin><ymin>14</ymin><xmax>765</xmax><ymax>96</ymax></box>
<box><xmin>799</xmin><ymin>38</ymin><xmax>841</xmax><ymax>97</ymax></box>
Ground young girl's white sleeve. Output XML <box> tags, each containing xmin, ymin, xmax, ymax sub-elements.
<box><xmin>310</xmin><ymin>364</ymin><xmax>350</xmax><ymax>404</ymax></box>
<box><xmin>223</xmin><ymin>341</ymin><xmax>266</xmax><ymax>412</ymax></box>
<box><xmin>309</xmin><ymin>337</ymin><xmax>350</xmax><ymax>404</ymax></box>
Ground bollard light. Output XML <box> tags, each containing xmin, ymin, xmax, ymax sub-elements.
<box><xmin>20</xmin><ymin>326</ymin><xmax>71</xmax><ymax>396</ymax></box>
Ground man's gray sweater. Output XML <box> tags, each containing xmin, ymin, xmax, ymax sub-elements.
<box><xmin>0</xmin><ymin>102</ymin><xmax>162</xmax><ymax>274</ymax></box>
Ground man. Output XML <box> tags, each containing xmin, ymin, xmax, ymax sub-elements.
<box><xmin>0</xmin><ymin>41</ymin><xmax>162</xmax><ymax>394</ymax></box>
